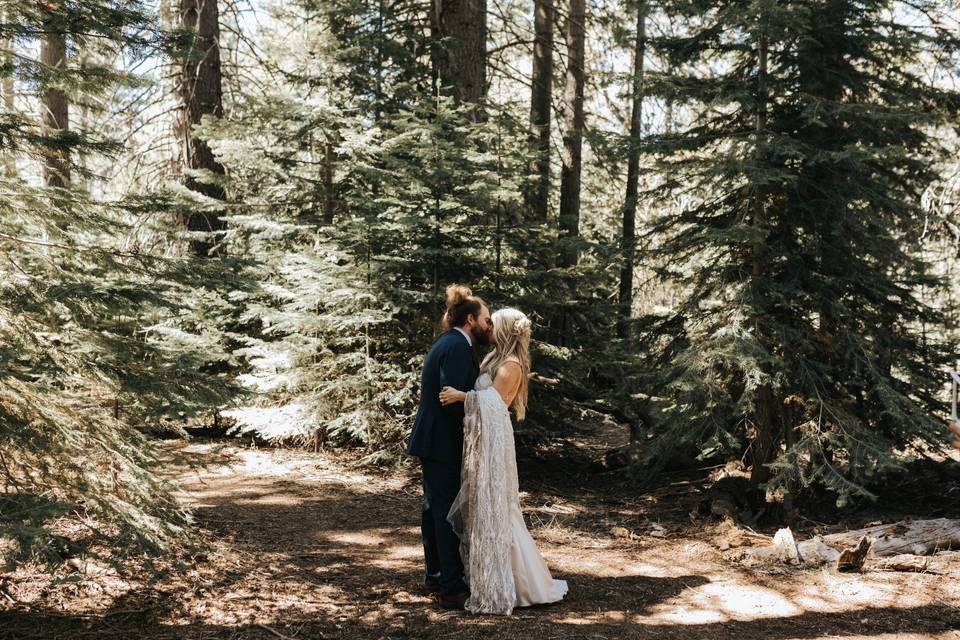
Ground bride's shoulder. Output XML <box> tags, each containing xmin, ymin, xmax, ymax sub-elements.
<box><xmin>497</xmin><ymin>357</ymin><xmax>522</xmax><ymax>379</ymax></box>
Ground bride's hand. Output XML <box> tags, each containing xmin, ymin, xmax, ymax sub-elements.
<box><xmin>439</xmin><ymin>386</ymin><xmax>466</xmax><ymax>406</ymax></box>
<box><xmin>951</xmin><ymin>421</ymin><xmax>960</xmax><ymax>449</ymax></box>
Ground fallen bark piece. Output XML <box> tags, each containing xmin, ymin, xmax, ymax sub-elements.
<box><xmin>871</xmin><ymin>554</ymin><xmax>933</xmax><ymax>573</ymax></box>
<box><xmin>837</xmin><ymin>536</ymin><xmax>873</xmax><ymax>572</ymax></box>
<box><xmin>742</xmin><ymin>518</ymin><xmax>960</xmax><ymax>567</ymax></box>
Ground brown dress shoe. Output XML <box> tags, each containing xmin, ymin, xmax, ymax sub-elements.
<box><xmin>437</xmin><ymin>590</ymin><xmax>469</xmax><ymax>610</ymax></box>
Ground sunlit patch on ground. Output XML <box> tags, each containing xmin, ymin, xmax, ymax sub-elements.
<box><xmin>645</xmin><ymin>579</ymin><xmax>805</xmax><ymax>623</ymax></box>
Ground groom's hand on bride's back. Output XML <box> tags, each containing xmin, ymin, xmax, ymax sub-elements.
<box><xmin>951</xmin><ymin>422</ymin><xmax>960</xmax><ymax>450</ymax></box>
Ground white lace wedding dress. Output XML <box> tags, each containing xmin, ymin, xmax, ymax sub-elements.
<box><xmin>447</xmin><ymin>372</ymin><xmax>568</xmax><ymax>615</ymax></box>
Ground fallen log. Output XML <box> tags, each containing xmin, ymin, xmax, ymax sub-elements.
<box><xmin>741</xmin><ymin>518</ymin><xmax>960</xmax><ymax>568</ymax></box>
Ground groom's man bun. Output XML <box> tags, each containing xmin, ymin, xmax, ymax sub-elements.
<box><xmin>443</xmin><ymin>284</ymin><xmax>485</xmax><ymax>329</ymax></box>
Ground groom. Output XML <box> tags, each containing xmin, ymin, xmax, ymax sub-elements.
<box><xmin>407</xmin><ymin>285</ymin><xmax>492</xmax><ymax>609</ymax></box>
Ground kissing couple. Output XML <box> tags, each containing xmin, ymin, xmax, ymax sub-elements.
<box><xmin>407</xmin><ymin>284</ymin><xmax>568</xmax><ymax>615</ymax></box>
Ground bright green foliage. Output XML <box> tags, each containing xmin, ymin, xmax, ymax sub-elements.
<box><xmin>636</xmin><ymin>0</ymin><xmax>960</xmax><ymax>505</ymax></box>
<box><xmin>195</xmin><ymin>0</ymin><xmax>620</xmax><ymax>455</ymax></box>
<box><xmin>0</xmin><ymin>1</ymin><xmax>241</xmax><ymax>568</ymax></box>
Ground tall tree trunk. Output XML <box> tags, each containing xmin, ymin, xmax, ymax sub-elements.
<box><xmin>40</xmin><ymin>16</ymin><xmax>69</xmax><ymax>188</ymax></box>
<box><xmin>176</xmin><ymin>0</ymin><xmax>226</xmax><ymax>256</ymax></box>
<box><xmin>749</xmin><ymin>19</ymin><xmax>777</xmax><ymax>495</ymax></box>
<box><xmin>525</xmin><ymin>0</ymin><xmax>554</xmax><ymax>221</ymax></box>
<box><xmin>617</xmin><ymin>2</ymin><xmax>646</xmax><ymax>339</ymax></box>
<box><xmin>557</xmin><ymin>0</ymin><xmax>585</xmax><ymax>268</ymax></box>
<box><xmin>323</xmin><ymin>139</ymin><xmax>335</xmax><ymax>225</ymax></box>
<box><xmin>1</xmin><ymin>6</ymin><xmax>15</xmax><ymax>177</ymax></box>
<box><xmin>431</xmin><ymin>0</ymin><xmax>487</xmax><ymax>109</ymax></box>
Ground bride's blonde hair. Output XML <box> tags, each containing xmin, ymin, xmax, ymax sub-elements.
<box><xmin>480</xmin><ymin>308</ymin><xmax>532</xmax><ymax>420</ymax></box>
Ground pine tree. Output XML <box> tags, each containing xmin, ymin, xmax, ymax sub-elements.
<box><xmin>431</xmin><ymin>0</ymin><xmax>487</xmax><ymax>108</ymax></box>
<box><xmin>638</xmin><ymin>0</ymin><xmax>960</xmax><ymax>506</ymax></box>
<box><xmin>192</xmin><ymin>0</ymin><xmax>521</xmax><ymax>455</ymax></box>
<box><xmin>0</xmin><ymin>0</ymin><xmax>241</xmax><ymax>568</ymax></box>
<box><xmin>39</xmin><ymin>9</ymin><xmax>71</xmax><ymax>187</ymax></box>
<box><xmin>172</xmin><ymin>0</ymin><xmax>227</xmax><ymax>256</ymax></box>
<box><xmin>617</xmin><ymin>0</ymin><xmax>647</xmax><ymax>339</ymax></box>
<box><xmin>525</xmin><ymin>0</ymin><xmax>554</xmax><ymax>221</ymax></box>
<box><xmin>557</xmin><ymin>0</ymin><xmax>585</xmax><ymax>269</ymax></box>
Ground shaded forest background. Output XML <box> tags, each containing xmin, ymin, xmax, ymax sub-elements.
<box><xmin>2</xmin><ymin>0</ymin><xmax>960</xmax><ymax>570</ymax></box>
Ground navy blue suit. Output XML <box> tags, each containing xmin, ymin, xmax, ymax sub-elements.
<box><xmin>407</xmin><ymin>329</ymin><xmax>479</xmax><ymax>594</ymax></box>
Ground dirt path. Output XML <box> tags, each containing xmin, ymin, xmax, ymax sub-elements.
<box><xmin>3</xmin><ymin>441</ymin><xmax>960</xmax><ymax>639</ymax></box>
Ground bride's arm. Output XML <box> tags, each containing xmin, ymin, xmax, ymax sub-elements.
<box><xmin>493</xmin><ymin>361</ymin><xmax>522</xmax><ymax>407</ymax></box>
<box><xmin>439</xmin><ymin>386</ymin><xmax>466</xmax><ymax>405</ymax></box>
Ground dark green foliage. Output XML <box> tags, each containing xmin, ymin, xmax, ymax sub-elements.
<box><xmin>635</xmin><ymin>0</ymin><xmax>960</xmax><ymax>505</ymax></box>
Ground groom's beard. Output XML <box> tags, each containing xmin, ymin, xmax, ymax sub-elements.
<box><xmin>470</xmin><ymin>325</ymin><xmax>492</xmax><ymax>346</ymax></box>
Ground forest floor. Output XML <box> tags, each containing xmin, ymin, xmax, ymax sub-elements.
<box><xmin>3</xmin><ymin>422</ymin><xmax>960</xmax><ymax>640</ymax></box>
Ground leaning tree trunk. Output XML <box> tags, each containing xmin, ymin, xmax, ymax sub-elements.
<box><xmin>431</xmin><ymin>0</ymin><xmax>487</xmax><ymax>110</ymax></box>
<box><xmin>40</xmin><ymin>16</ymin><xmax>69</xmax><ymax>188</ymax></box>
<box><xmin>557</xmin><ymin>0</ymin><xmax>585</xmax><ymax>268</ymax></box>
<box><xmin>617</xmin><ymin>2</ymin><xmax>646</xmax><ymax>339</ymax></box>
<box><xmin>749</xmin><ymin>17</ymin><xmax>777</xmax><ymax>494</ymax></box>
<box><xmin>525</xmin><ymin>0</ymin><xmax>554</xmax><ymax>221</ymax></box>
<box><xmin>176</xmin><ymin>0</ymin><xmax>226</xmax><ymax>256</ymax></box>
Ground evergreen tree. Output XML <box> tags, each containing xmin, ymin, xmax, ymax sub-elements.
<box><xmin>525</xmin><ymin>0</ymin><xmax>554</xmax><ymax>221</ymax></box>
<box><xmin>617</xmin><ymin>0</ymin><xmax>647</xmax><ymax>339</ymax></box>
<box><xmin>638</xmin><ymin>0</ymin><xmax>960</xmax><ymax>506</ymax></box>
<box><xmin>557</xmin><ymin>0</ymin><xmax>586</xmax><ymax>269</ymax></box>
<box><xmin>171</xmin><ymin>0</ymin><xmax>227</xmax><ymax>255</ymax></box>
<box><xmin>0</xmin><ymin>0</ymin><xmax>240</xmax><ymax>568</ymax></box>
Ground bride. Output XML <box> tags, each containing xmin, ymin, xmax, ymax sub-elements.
<box><xmin>438</xmin><ymin>308</ymin><xmax>568</xmax><ymax>615</ymax></box>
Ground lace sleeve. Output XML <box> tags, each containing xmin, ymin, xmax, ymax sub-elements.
<box><xmin>447</xmin><ymin>387</ymin><xmax>516</xmax><ymax>614</ymax></box>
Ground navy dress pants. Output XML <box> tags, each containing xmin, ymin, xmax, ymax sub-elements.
<box><xmin>419</xmin><ymin>457</ymin><xmax>467</xmax><ymax>595</ymax></box>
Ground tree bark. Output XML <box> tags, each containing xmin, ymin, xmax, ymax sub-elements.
<box><xmin>176</xmin><ymin>0</ymin><xmax>226</xmax><ymax>256</ymax></box>
<box><xmin>431</xmin><ymin>0</ymin><xmax>487</xmax><ymax>109</ymax></box>
<box><xmin>749</xmin><ymin>21</ymin><xmax>777</xmax><ymax>493</ymax></box>
<box><xmin>557</xmin><ymin>0</ymin><xmax>585</xmax><ymax>268</ymax></box>
<box><xmin>323</xmin><ymin>139</ymin><xmax>335</xmax><ymax>225</ymax></box>
<box><xmin>617</xmin><ymin>2</ymin><xmax>646</xmax><ymax>339</ymax></box>
<box><xmin>40</xmin><ymin>16</ymin><xmax>69</xmax><ymax>188</ymax></box>
<box><xmin>1</xmin><ymin>6</ymin><xmax>15</xmax><ymax>177</ymax></box>
<box><xmin>525</xmin><ymin>0</ymin><xmax>554</xmax><ymax>221</ymax></box>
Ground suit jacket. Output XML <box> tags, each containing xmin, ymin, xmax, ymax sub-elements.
<box><xmin>407</xmin><ymin>329</ymin><xmax>480</xmax><ymax>464</ymax></box>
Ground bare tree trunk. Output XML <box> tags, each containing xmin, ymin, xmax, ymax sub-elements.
<box><xmin>557</xmin><ymin>0</ymin><xmax>585</xmax><ymax>268</ymax></box>
<box><xmin>525</xmin><ymin>0</ymin><xmax>554</xmax><ymax>221</ymax></box>
<box><xmin>431</xmin><ymin>0</ymin><xmax>487</xmax><ymax>110</ymax></box>
<box><xmin>323</xmin><ymin>139</ymin><xmax>335</xmax><ymax>225</ymax></box>
<box><xmin>176</xmin><ymin>0</ymin><xmax>226</xmax><ymax>256</ymax></box>
<box><xmin>1</xmin><ymin>6</ymin><xmax>15</xmax><ymax>177</ymax></box>
<box><xmin>617</xmin><ymin>2</ymin><xmax>646</xmax><ymax>339</ymax></box>
<box><xmin>76</xmin><ymin>44</ymin><xmax>90</xmax><ymax>188</ymax></box>
<box><xmin>40</xmin><ymin>16</ymin><xmax>69</xmax><ymax>188</ymax></box>
<box><xmin>749</xmin><ymin>20</ymin><xmax>777</xmax><ymax>494</ymax></box>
